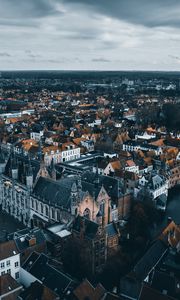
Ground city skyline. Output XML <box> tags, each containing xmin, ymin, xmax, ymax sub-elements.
<box><xmin>1</xmin><ymin>0</ymin><xmax>180</xmax><ymax>70</ymax></box>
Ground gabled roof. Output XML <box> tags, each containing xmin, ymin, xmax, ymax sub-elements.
<box><xmin>72</xmin><ymin>216</ymin><xmax>99</xmax><ymax>240</ymax></box>
<box><xmin>151</xmin><ymin>270</ymin><xmax>179</xmax><ymax>298</ymax></box>
<box><xmin>106</xmin><ymin>223</ymin><xmax>119</xmax><ymax>237</ymax></box>
<box><xmin>0</xmin><ymin>274</ymin><xmax>22</xmax><ymax>296</ymax></box>
<box><xmin>0</xmin><ymin>240</ymin><xmax>19</xmax><ymax>261</ymax></box>
<box><xmin>110</xmin><ymin>160</ymin><xmax>121</xmax><ymax>171</ymax></box>
<box><xmin>133</xmin><ymin>240</ymin><xmax>168</xmax><ymax>281</ymax></box>
<box><xmin>139</xmin><ymin>284</ymin><xmax>177</xmax><ymax>300</ymax></box>
<box><xmin>23</xmin><ymin>253</ymin><xmax>77</xmax><ymax>298</ymax></box>
<box><xmin>73</xmin><ymin>279</ymin><xmax>106</xmax><ymax>300</ymax></box>
<box><xmin>19</xmin><ymin>280</ymin><xmax>58</xmax><ymax>300</ymax></box>
<box><xmin>33</xmin><ymin>176</ymin><xmax>72</xmax><ymax>208</ymax></box>
<box><xmin>8</xmin><ymin>228</ymin><xmax>46</xmax><ymax>252</ymax></box>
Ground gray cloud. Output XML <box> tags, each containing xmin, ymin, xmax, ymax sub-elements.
<box><xmin>27</xmin><ymin>54</ymin><xmax>42</xmax><ymax>59</ymax></box>
<box><xmin>169</xmin><ymin>55</ymin><xmax>180</xmax><ymax>59</ymax></box>
<box><xmin>0</xmin><ymin>0</ymin><xmax>57</xmax><ymax>18</ymax></box>
<box><xmin>63</xmin><ymin>0</ymin><xmax>180</xmax><ymax>28</ymax></box>
<box><xmin>0</xmin><ymin>0</ymin><xmax>61</xmax><ymax>27</ymax></box>
<box><xmin>0</xmin><ymin>52</ymin><xmax>11</xmax><ymax>57</ymax></box>
<box><xmin>0</xmin><ymin>0</ymin><xmax>180</xmax><ymax>70</ymax></box>
<box><xmin>92</xmin><ymin>57</ymin><xmax>111</xmax><ymax>63</ymax></box>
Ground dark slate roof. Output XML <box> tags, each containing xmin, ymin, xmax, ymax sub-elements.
<box><xmin>151</xmin><ymin>270</ymin><xmax>177</xmax><ymax>298</ymax></box>
<box><xmin>72</xmin><ymin>216</ymin><xmax>99</xmax><ymax>240</ymax></box>
<box><xmin>139</xmin><ymin>283</ymin><xmax>176</xmax><ymax>300</ymax></box>
<box><xmin>23</xmin><ymin>252</ymin><xmax>77</xmax><ymax>298</ymax></box>
<box><xmin>106</xmin><ymin>223</ymin><xmax>118</xmax><ymax>237</ymax></box>
<box><xmin>82</xmin><ymin>171</ymin><xmax>123</xmax><ymax>200</ymax></box>
<box><xmin>33</xmin><ymin>171</ymin><xmax>120</xmax><ymax>208</ymax></box>
<box><xmin>33</xmin><ymin>176</ymin><xmax>72</xmax><ymax>208</ymax></box>
<box><xmin>23</xmin><ymin>252</ymin><xmax>40</xmax><ymax>271</ymax></box>
<box><xmin>31</xmin><ymin>124</ymin><xmax>44</xmax><ymax>133</ymax></box>
<box><xmin>8</xmin><ymin>228</ymin><xmax>46</xmax><ymax>252</ymax></box>
<box><xmin>19</xmin><ymin>280</ymin><xmax>58</xmax><ymax>300</ymax></box>
<box><xmin>133</xmin><ymin>240</ymin><xmax>168</xmax><ymax>281</ymax></box>
<box><xmin>120</xmin><ymin>275</ymin><xmax>142</xmax><ymax>299</ymax></box>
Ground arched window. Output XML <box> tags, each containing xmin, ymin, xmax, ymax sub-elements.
<box><xmin>45</xmin><ymin>206</ymin><xmax>49</xmax><ymax>216</ymax></box>
<box><xmin>40</xmin><ymin>203</ymin><xmax>43</xmax><ymax>214</ymax></box>
<box><xmin>31</xmin><ymin>199</ymin><xmax>34</xmax><ymax>208</ymax></box>
<box><xmin>51</xmin><ymin>208</ymin><xmax>55</xmax><ymax>219</ymax></box>
<box><xmin>35</xmin><ymin>201</ymin><xmax>38</xmax><ymax>211</ymax></box>
<box><xmin>56</xmin><ymin>210</ymin><xmax>60</xmax><ymax>221</ymax></box>
<box><xmin>83</xmin><ymin>208</ymin><xmax>90</xmax><ymax>219</ymax></box>
<box><xmin>100</xmin><ymin>201</ymin><xmax>105</xmax><ymax>216</ymax></box>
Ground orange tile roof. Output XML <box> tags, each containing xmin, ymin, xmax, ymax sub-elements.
<box><xmin>21</xmin><ymin>139</ymin><xmax>38</xmax><ymax>151</ymax></box>
<box><xmin>126</xmin><ymin>160</ymin><xmax>136</xmax><ymax>167</ymax></box>
<box><xmin>110</xmin><ymin>160</ymin><xmax>121</xmax><ymax>170</ymax></box>
<box><xmin>150</xmin><ymin>139</ymin><xmax>165</xmax><ymax>147</ymax></box>
<box><xmin>73</xmin><ymin>138</ymin><xmax>86</xmax><ymax>145</ymax></box>
<box><xmin>161</xmin><ymin>221</ymin><xmax>180</xmax><ymax>248</ymax></box>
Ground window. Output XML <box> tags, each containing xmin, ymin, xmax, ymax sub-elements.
<box><xmin>1</xmin><ymin>271</ymin><xmax>5</xmax><ymax>276</ymax></box>
<box><xmin>6</xmin><ymin>260</ymin><xmax>10</xmax><ymax>266</ymax></box>
<box><xmin>15</xmin><ymin>272</ymin><xmax>19</xmax><ymax>279</ymax></box>
<box><xmin>51</xmin><ymin>208</ymin><xmax>55</xmax><ymax>219</ymax></box>
<box><xmin>83</xmin><ymin>208</ymin><xmax>90</xmax><ymax>219</ymax></box>
<box><xmin>56</xmin><ymin>210</ymin><xmax>60</xmax><ymax>221</ymax></box>
<box><xmin>7</xmin><ymin>269</ymin><xmax>11</xmax><ymax>274</ymax></box>
<box><xmin>31</xmin><ymin>199</ymin><xmax>34</xmax><ymax>208</ymax></box>
<box><xmin>100</xmin><ymin>201</ymin><xmax>105</xmax><ymax>216</ymax></box>
<box><xmin>40</xmin><ymin>203</ymin><xmax>43</xmax><ymax>214</ymax></box>
<box><xmin>15</xmin><ymin>261</ymin><xmax>19</xmax><ymax>268</ymax></box>
<box><xmin>45</xmin><ymin>206</ymin><xmax>49</xmax><ymax>216</ymax></box>
<box><xmin>35</xmin><ymin>201</ymin><xmax>38</xmax><ymax>211</ymax></box>
<box><xmin>0</xmin><ymin>262</ymin><xmax>5</xmax><ymax>269</ymax></box>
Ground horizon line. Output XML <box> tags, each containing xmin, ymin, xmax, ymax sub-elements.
<box><xmin>1</xmin><ymin>69</ymin><xmax>180</xmax><ymax>73</ymax></box>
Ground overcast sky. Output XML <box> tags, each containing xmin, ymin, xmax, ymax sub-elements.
<box><xmin>1</xmin><ymin>0</ymin><xmax>180</xmax><ymax>70</ymax></box>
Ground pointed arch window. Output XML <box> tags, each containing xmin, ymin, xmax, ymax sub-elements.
<box><xmin>40</xmin><ymin>203</ymin><xmax>44</xmax><ymax>214</ymax></box>
<box><xmin>83</xmin><ymin>208</ymin><xmax>90</xmax><ymax>219</ymax></box>
<box><xmin>45</xmin><ymin>206</ymin><xmax>49</xmax><ymax>216</ymax></box>
<box><xmin>100</xmin><ymin>201</ymin><xmax>105</xmax><ymax>216</ymax></box>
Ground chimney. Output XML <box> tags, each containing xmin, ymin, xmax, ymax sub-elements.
<box><xmin>26</xmin><ymin>235</ymin><xmax>36</xmax><ymax>247</ymax></box>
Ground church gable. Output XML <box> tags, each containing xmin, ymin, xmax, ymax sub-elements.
<box><xmin>78</xmin><ymin>193</ymin><xmax>98</xmax><ymax>221</ymax></box>
<box><xmin>96</xmin><ymin>185</ymin><xmax>110</xmax><ymax>204</ymax></box>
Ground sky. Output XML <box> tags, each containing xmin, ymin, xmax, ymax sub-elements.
<box><xmin>1</xmin><ymin>0</ymin><xmax>180</xmax><ymax>71</ymax></box>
